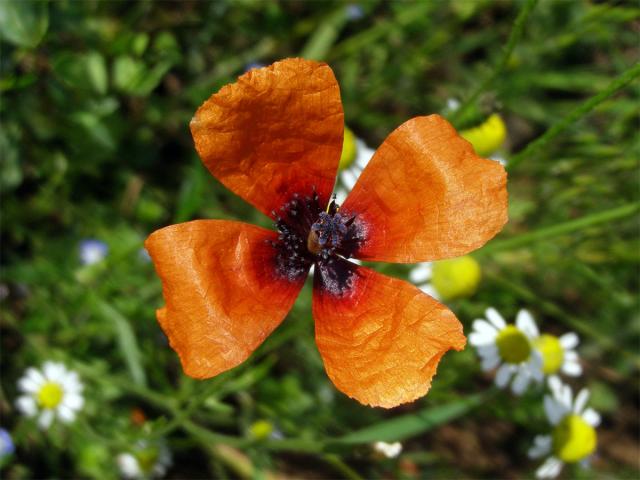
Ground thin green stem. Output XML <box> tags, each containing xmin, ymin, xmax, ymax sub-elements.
<box><xmin>477</xmin><ymin>202</ymin><xmax>640</xmax><ymax>256</ymax></box>
<box><xmin>321</xmin><ymin>454</ymin><xmax>364</xmax><ymax>480</ymax></box>
<box><xmin>451</xmin><ymin>0</ymin><xmax>538</xmax><ymax>125</ymax></box>
<box><xmin>507</xmin><ymin>62</ymin><xmax>640</xmax><ymax>170</ymax></box>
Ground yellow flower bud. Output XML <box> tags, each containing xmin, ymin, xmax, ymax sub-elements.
<box><xmin>460</xmin><ymin>114</ymin><xmax>507</xmax><ymax>157</ymax></box>
<box><xmin>249</xmin><ymin>420</ymin><xmax>274</xmax><ymax>441</ymax></box>
<box><xmin>431</xmin><ymin>256</ymin><xmax>481</xmax><ymax>301</ymax></box>
<box><xmin>339</xmin><ymin>127</ymin><xmax>357</xmax><ymax>170</ymax></box>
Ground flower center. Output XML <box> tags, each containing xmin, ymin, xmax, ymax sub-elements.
<box><xmin>431</xmin><ymin>256</ymin><xmax>481</xmax><ymax>300</ymax></box>
<box><xmin>37</xmin><ymin>382</ymin><xmax>64</xmax><ymax>409</ymax></box>
<box><xmin>552</xmin><ymin>414</ymin><xmax>597</xmax><ymax>463</ymax></box>
<box><xmin>534</xmin><ymin>334</ymin><xmax>564</xmax><ymax>374</ymax></box>
<box><xmin>495</xmin><ymin>325</ymin><xmax>531</xmax><ymax>364</ymax></box>
<box><xmin>270</xmin><ymin>190</ymin><xmax>365</xmax><ymax>294</ymax></box>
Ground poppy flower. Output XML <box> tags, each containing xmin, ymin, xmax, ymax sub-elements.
<box><xmin>145</xmin><ymin>58</ymin><xmax>508</xmax><ymax>408</ymax></box>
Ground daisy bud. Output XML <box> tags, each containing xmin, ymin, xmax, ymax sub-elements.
<box><xmin>461</xmin><ymin>114</ymin><xmax>507</xmax><ymax>157</ymax></box>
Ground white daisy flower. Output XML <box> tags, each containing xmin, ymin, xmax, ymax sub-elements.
<box><xmin>470</xmin><ymin>308</ymin><xmax>543</xmax><ymax>395</ymax></box>
<box><xmin>531</xmin><ymin>327</ymin><xmax>582</xmax><ymax>381</ymax></box>
<box><xmin>528</xmin><ymin>378</ymin><xmax>600</xmax><ymax>478</ymax></box>
<box><xmin>117</xmin><ymin>441</ymin><xmax>172</xmax><ymax>479</ymax></box>
<box><xmin>79</xmin><ymin>239</ymin><xmax>108</xmax><ymax>265</ymax></box>
<box><xmin>15</xmin><ymin>362</ymin><xmax>84</xmax><ymax>429</ymax></box>
<box><xmin>335</xmin><ymin>127</ymin><xmax>375</xmax><ymax>204</ymax></box>
<box><xmin>373</xmin><ymin>441</ymin><xmax>403</xmax><ymax>459</ymax></box>
<box><xmin>409</xmin><ymin>256</ymin><xmax>481</xmax><ymax>301</ymax></box>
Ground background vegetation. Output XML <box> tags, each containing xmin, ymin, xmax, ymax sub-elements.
<box><xmin>1</xmin><ymin>0</ymin><xmax>638</xmax><ymax>478</ymax></box>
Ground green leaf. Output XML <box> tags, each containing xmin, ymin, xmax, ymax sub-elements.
<box><xmin>0</xmin><ymin>0</ymin><xmax>49</xmax><ymax>48</ymax></box>
<box><xmin>93</xmin><ymin>297</ymin><xmax>147</xmax><ymax>387</ymax></box>
<box><xmin>53</xmin><ymin>52</ymin><xmax>108</xmax><ymax>95</ymax></box>
<box><xmin>330</xmin><ymin>394</ymin><xmax>485</xmax><ymax>445</ymax></box>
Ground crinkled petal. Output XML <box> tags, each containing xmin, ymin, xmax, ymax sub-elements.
<box><xmin>341</xmin><ymin>115</ymin><xmax>508</xmax><ymax>263</ymax></box>
<box><xmin>146</xmin><ymin>220</ymin><xmax>305</xmax><ymax>379</ymax></box>
<box><xmin>313</xmin><ymin>259</ymin><xmax>465</xmax><ymax>408</ymax></box>
<box><xmin>190</xmin><ymin>58</ymin><xmax>344</xmax><ymax>218</ymax></box>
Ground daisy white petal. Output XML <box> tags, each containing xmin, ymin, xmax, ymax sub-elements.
<box><xmin>117</xmin><ymin>453</ymin><xmax>142</xmax><ymax>479</ymax></box>
<box><xmin>469</xmin><ymin>330</ymin><xmax>497</xmax><ymax>347</ymax></box>
<box><xmin>573</xmin><ymin>389</ymin><xmax>590</xmax><ymax>414</ymax></box>
<box><xmin>57</xmin><ymin>405</ymin><xmax>76</xmax><ymax>423</ymax></box>
<box><xmin>559</xmin><ymin>332</ymin><xmax>579</xmax><ymax>349</ymax></box>
<box><xmin>18</xmin><ymin>376</ymin><xmax>41</xmax><ymax>394</ymax></box>
<box><xmin>485</xmin><ymin>307</ymin><xmax>506</xmax><ymax>329</ymax></box>
<box><xmin>528</xmin><ymin>435</ymin><xmax>552</xmax><ymax>459</ymax></box>
<box><xmin>476</xmin><ymin>344</ymin><xmax>498</xmax><ymax>357</ymax></box>
<box><xmin>38</xmin><ymin>410</ymin><xmax>54</xmax><ymax>430</ymax></box>
<box><xmin>409</xmin><ymin>263</ymin><xmax>433</xmax><ymax>283</ymax></box>
<box><xmin>536</xmin><ymin>456</ymin><xmax>563</xmax><ymax>479</ymax></box>
<box><xmin>341</xmin><ymin>169</ymin><xmax>358</xmax><ymax>190</ymax></box>
<box><xmin>544</xmin><ymin>396</ymin><xmax>565</xmax><ymax>425</ymax></box>
<box><xmin>23</xmin><ymin>368</ymin><xmax>45</xmax><ymax>389</ymax></box>
<box><xmin>43</xmin><ymin>362</ymin><xmax>65</xmax><ymax>382</ymax></box>
<box><xmin>495</xmin><ymin>363</ymin><xmax>514</xmax><ymax>388</ymax></box>
<box><xmin>472</xmin><ymin>319</ymin><xmax>499</xmax><ymax>336</ymax></box>
<box><xmin>561</xmin><ymin>360</ymin><xmax>581</xmax><ymax>377</ymax></box>
<box><xmin>16</xmin><ymin>395</ymin><xmax>37</xmax><ymax>417</ymax></box>
<box><xmin>481</xmin><ymin>352</ymin><xmax>501</xmax><ymax>372</ymax></box>
<box><xmin>582</xmin><ymin>408</ymin><xmax>601</xmax><ymax>427</ymax></box>
<box><xmin>65</xmin><ymin>393</ymin><xmax>84</xmax><ymax>411</ymax></box>
<box><xmin>354</xmin><ymin>139</ymin><xmax>375</xmax><ymax>168</ymax></box>
<box><xmin>511</xmin><ymin>370</ymin><xmax>530</xmax><ymax>395</ymax></box>
<box><xmin>516</xmin><ymin>309</ymin><xmax>539</xmax><ymax>338</ymax></box>
<box><xmin>418</xmin><ymin>283</ymin><xmax>440</xmax><ymax>300</ymax></box>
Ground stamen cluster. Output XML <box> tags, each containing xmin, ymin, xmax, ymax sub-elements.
<box><xmin>268</xmin><ymin>189</ymin><xmax>364</xmax><ymax>291</ymax></box>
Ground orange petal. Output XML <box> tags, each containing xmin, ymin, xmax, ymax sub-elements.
<box><xmin>145</xmin><ymin>220</ymin><xmax>305</xmax><ymax>378</ymax></box>
<box><xmin>313</xmin><ymin>259</ymin><xmax>466</xmax><ymax>408</ymax></box>
<box><xmin>190</xmin><ymin>58</ymin><xmax>344</xmax><ymax>218</ymax></box>
<box><xmin>341</xmin><ymin>115</ymin><xmax>508</xmax><ymax>263</ymax></box>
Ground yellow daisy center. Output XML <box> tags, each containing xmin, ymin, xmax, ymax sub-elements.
<box><xmin>249</xmin><ymin>420</ymin><xmax>274</xmax><ymax>440</ymax></box>
<box><xmin>339</xmin><ymin>127</ymin><xmax>357</xmax><ymax>170</ymax></box>
<box><xmin>534</xmin><ymin>334</ymin><xmax>564</xmax><ymax>374</ymax></box>
<box><xmin>495</xmin><ymin>326</ymin><xmax>531</xmax><ymax>364</ymax></box>
<box><xmin>431</xmin><ymin>256</ymin><xmax>481</xmax><ymax>301</ymax></box>
<box><xmin>552</xmin><ymin>414</ymin><xmax>597</xmax><ymax>463</ymax></box>
<box><xmin>37</xmin><ymin>382</ymin><xmax>64</xmax><ymax>409</ymax></box>
<box><xmin>460</xmin><ymin>113</ymin><xmax>507</xmax><ymax>157</ymax></box>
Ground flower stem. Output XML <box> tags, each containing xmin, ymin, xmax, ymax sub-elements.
<box><xmin>507</xmin><ymin>61</ymin><xmax>640</xmax><ymax>170</ymax></box>
<box><xmin>451</xmin><ymin>0</ymin><xmax>538</xmax><ymax>126</ymax></box>
<box><xmin>477</xmin><ymin>202</ymin><xmax>640</xmax><ymax>256</ymax></box>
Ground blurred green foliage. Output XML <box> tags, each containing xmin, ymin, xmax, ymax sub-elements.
<box><xmin>1</xmin><ymin>0</ymin><xmax>638</xmax><ymax>478</ymax></box>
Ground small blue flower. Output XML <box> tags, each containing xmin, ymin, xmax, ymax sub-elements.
<box><xmin>79</xmin><ymin>239</ymin><xmax>108</xmax><ymax>265</ymax></box>
<box><xmin>244</xmin><ymin>62</ymin><xmax>266</xmax><ymax>72</ymax></box>
<box><xmin>346</xmin><ymin>4</ymin><xmax>365</xmax><ymax>21</ymax></box>
<box><xmin>0</xmin><ymin>428</ymin><xmax>14</xmax><ymax>458</ymax></box>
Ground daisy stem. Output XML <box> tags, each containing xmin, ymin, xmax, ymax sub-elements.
<box><xmin>477</xmin><ymin>202</ymin><xmax>640</xmax><ymax>256</ymax></box>
<box><xmin>507</xmin><ymin>61</ymin><xmax>640</xmax><ymax>170</ymax></box>
<box><xmin>486</xmin><ymin>272</ymin><xmax>640</xmax><ymax>369</ymax></box>
<box><xmin>450</xmin><ymin>0</ymin><xmax>538</xmax><ymax>126</ymax></box>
